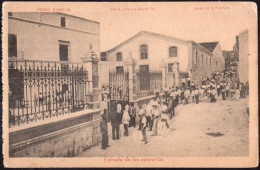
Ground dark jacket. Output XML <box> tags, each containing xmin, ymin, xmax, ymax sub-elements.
<box><xmin>111</xmin><ymin>111</ymin><xmax>120</xmax><ymax>126</ymax></box>
<box><xmin>130</xmin><ymin>107</ymin><xmax>136</xmax><ymax>117</ymax></box>
<box><xmin>167</xmin><ymin>98</ymin><xmax>173</xmax><ymax>111</ymax></box>
<box><xmin>100</xmin><ymin>114</ymin><xmax>108</xmax><ymax>134</ymax></box>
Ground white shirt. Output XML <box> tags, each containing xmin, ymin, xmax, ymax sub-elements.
<box><xmin>226</xmin><ymin>85</ymin><xmax>230</xmax><ymax>90</ymax></box>
<box><xmin>161</xmin><ymin>104</ymin><xmax>168</xmax><ymax>113</ymax></box>
<box><xmin>139</xmin><ymin>108</ymin><xmax>145</xmax><ymax>116</ymax></box>
<box><xmin>141</xmin><ymin>116</ymin><xmax>147</xmax><ymax>125</ymax></box>
<box><xmin>145</xmin><ymin>105</ymin><xmax>152</xmax><ymax>117</ymax></box>
<box><xmin>177</xmin><ymin>89</ymin><xmax>181</xmax><ymax>95</ymax></box>
<box><xmin>170</xmin><ymin>91</ymin><xmax>176</xmax><ymax>98</ymax></box>
<box><xmin>152</xmin><ymin>109</ymin><xmax>160</xmax><ymax>117</ymax></box>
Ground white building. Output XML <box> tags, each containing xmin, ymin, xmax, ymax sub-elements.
<box><xmin>8</xmin><ymin>12</ymin><xmax>100</xmax><ymax>62</ymax></box>
<box><xmin>100</xmin><ymin>31</ymin><xmax>225</xmax><ymax>95</ymax></box>
<box><xmin>8</xmin><ymin>12</ymin><xmax>100</xmax><ymax>112</ymax></box>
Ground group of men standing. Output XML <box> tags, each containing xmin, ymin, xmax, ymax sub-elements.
<box><xmin>100</xmin><ymin>73</ymin><xmax>249</xmax><ymax>150</ymax></box>
<box><xmin>100</xmin><ymin>103</ymin><xmax>136</xmax><ymax>149</ymax></box>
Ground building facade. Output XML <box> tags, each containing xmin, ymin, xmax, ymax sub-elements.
<box><xmin>237</xmin><ymin>29</ymin><xmax>249</xmax><ymax>83</ymax></box>
<box><xmin>8</xmin><ymin>12</ymin><xmax>102</xmax><ymax>157</ymax></box>
<box><xmin>100</xmin><ymin>31</ymin><xmax>225</xmax><ymax>100</ymax></box>
<box><xmin>8</xmin><ymin>12</ymin><xmax>101</xmax><ymax>125</ymax></box>
<box><xmin>8</xmin><ymin>12</ymin><xmax>100</xmax><ymax>62</ymax></box>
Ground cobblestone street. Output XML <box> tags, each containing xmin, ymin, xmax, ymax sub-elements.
<box><xmin>76</xmin><ymin>96</ymin><xmax>249</xmax><ymax>157</ymax></box>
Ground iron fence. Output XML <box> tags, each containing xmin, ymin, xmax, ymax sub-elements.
<box><xmin>136</xmin><ymin>91</ymin><xmax>155</xmax><ymax>99</ymax></box>
<box><xmin>8</xmin><ymin>60</ymin><xmax>91</xmax><ymax>127</ymax></box>
<box><xmin>109</xmin><ymin>70</ymin><xmax>129</xmax><ymax>101</ymax></box>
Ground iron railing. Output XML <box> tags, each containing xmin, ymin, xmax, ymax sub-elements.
<box><xmin>8</xmin><ymin>60</ymin><xmax>91</xmax><ymax>127</ymax></box>
<box><xmin>136</xmin><ymin>91</ymin><xmax>155</xmax><ymax>99</ymax></box>
<box><xmin>109</xmin><ymin>70</ymin><xmax>129</xmax><ymax>101</ymax></box>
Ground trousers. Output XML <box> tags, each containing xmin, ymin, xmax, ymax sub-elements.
<box><xmin>112</xmin><ymin>125</ymin><xmax>119</xmax><ymax>140</ymax></box>
<box><xmin>142</xmin><ymin>127</ymin><xmax>148</xmax><ymax>143</ymax></box>
<box><xmin>123</xmin><ymin>124</ymin><xmax>129</xmax><ymax>136</ymax></box>
<box><xmin>152</xmin><ymin>118</ymin><xmax>159</xmax><ymax>135</ymax></box>
<box><xmin>101</xmin><ymin>132</ymin><xmax>108</xmax><ymax>149</ymax></box>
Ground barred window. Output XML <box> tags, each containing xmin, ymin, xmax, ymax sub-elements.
<box><xmin>116</xmin><ymin>52</ymin><xmax>123</xmax><ymax>61</ymax></box>
<box><xmin>169</xmin><ymin>46</ymin><xmax>177</xmax><ymax>57</ymax></box>
<box><xmin>140</xmin><ymin>44</ymin><xmax>148</xmax><ymax>59</ymax></box>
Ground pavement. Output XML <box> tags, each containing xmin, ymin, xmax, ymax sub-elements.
<box><xmin>76</xmin><ymin>96</ymin><xmax>249</xmax><ymax>157</ymax></box>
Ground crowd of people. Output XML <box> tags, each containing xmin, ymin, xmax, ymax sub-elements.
<box><xmin>100</xmin><ymin>74</ymin><xmax>249</xmax><ymax>150</ymax></box>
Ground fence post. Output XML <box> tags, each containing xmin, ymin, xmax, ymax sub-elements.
<box><xmin>173</xmin><ymin>61</ymin><xmax>180</xmax><ymax>87</ymax></box>
<box><xmin>81</xmin><ymin>44</ymin><xmax>100</xmax><ymax>109</ymax></box>
<box><xmin>160</xmin><ymin>58</ymin><xmax>167</xmax><ymax>90</ymax></box>
<box><xmin>124</xmin><ymin>53</ymin><xmax>136</xmax><ymax>102</ymax></box>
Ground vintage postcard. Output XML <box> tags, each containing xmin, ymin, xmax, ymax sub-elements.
<box><xmin>2</xmin><ymin>1</ymin><xmax>258</xmax><ymax>168</ymax></box>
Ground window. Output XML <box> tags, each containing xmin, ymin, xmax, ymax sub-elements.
<box><xmin>169</xmin><ymin>46</ymin><xmax>177</xmax><ymax>57</ymax></box>
<box><xmin>140</xmin><ymin>44</ymin><xmax>148</xmax><ymax>59</ymax></box>
<box><xmin>61</xmin><ymin>17</ymin><xmax>66</xmax><ymax>27</ymax></box>
<box><xmin>8</xmin><ymin>34</ymin><xmax>17</xmax><ymax>58</ymax></box>
<box><xmin>206</xmin><ymin>57</ymin><xmax>208</xmax><ymax>67</ymax></box>
<box><xmin>59</xmin><ymin>41</ymin><xmax>70</xmax><ymax>61</ymax></box>
<box><xmin>8</xmin><ymin>12</ymin><xmax>13</xmax><ymax>16</ymax></box>
<box><xmin>101</xmin><ymin>52</ymin><xmax>107</xmax><ymax>61</ymax></box>
<box><xmin>168</xmin><ymin>63</ymin><xmax>174</xmax><ymax>73</ymax></box>
<box><xmin>116</xmin><ymin>52</ymin><xmax>123</xmax><ymax>61</ymax></box>
<box><xmin>116</xmin><ymin>66</ymin><xmax>124</xmax><ymax>74</ymax></box>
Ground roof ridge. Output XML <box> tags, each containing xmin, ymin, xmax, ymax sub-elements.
<box><xmin>102</xmin><ymin>31</ymin><xmax>216</xmax><ymax>54</ymax></box>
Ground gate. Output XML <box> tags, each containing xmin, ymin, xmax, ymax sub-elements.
<box><xmin>108</xmin><ymin>70</ymin><xmax>129</xmax><ymax>121</ymax></box>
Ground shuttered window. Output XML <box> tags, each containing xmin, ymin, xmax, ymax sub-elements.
<box><xmin>169</xmin><ymin>46</ymin><xmax>177</xmax><ymax>57</ymax></box>
<box><xmin>140</xmin><ymin>44</ymin><xmax>148</xmax><ymax>59</ymax></box>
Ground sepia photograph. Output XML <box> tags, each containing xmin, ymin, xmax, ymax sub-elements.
<box><xmin>2</xmin><ymin>1</ymin><xmax>258</xmax><ymax>168</ymax></box>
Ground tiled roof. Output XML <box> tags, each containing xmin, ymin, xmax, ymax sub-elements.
<box><xmin>198</xmin><ymin>42</ymin><xmax>219</xmax><ymax>53</ymax></box>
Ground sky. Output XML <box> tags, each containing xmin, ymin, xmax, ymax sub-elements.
<box><xmin>68</xmin><ymin>2</ymin><xmax>255</xmax><ymax>52</ymax></box>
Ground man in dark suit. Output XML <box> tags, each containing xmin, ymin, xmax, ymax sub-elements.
<box><xmin>129</xmin><ymin>102</ymin><xmax>136</xmax><ymax>128</ymax></box>
<box><xmin>111</xmin><ymin>103</ymin><xmax>121</xmax><ymax>140</ymax></box>
<box><xmin>100</xmin><ymin>113</ymin><xmax>109</xmax><ymax>149</ymax></box>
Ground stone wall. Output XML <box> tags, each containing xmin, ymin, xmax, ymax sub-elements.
<box><xmin>9</xmin><ymin>110</ymin><xmax>101</xmax><ymax>157</ymax></box>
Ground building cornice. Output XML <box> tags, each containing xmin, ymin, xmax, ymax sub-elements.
<box><xmin>102</xmin><ymin>31</ymin><xmax>190</xmax><ymax>54</ymax></box>
<box><xmin>56</xmin><ymin>12</ymin><xmax>100</xmax><ymax>24</ymax></box>
<box><xmin>191</xmin><ymin>41</ymin><xmax>214</xmax><ymax>56</ymax></box>
<box><xmin>9</xmin><ymin>16</ymin><xmax>99</xmax><ymax>36</ymax></box>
